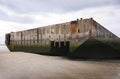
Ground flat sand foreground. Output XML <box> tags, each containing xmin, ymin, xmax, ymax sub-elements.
<box><xmin>0</xmin><ymin>45</ymin><xmax>120</xmax><ymax>79</ymax></box>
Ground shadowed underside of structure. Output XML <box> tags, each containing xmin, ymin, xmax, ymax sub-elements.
<box><xmin>70</xmin><ymin>38</ymin><xmax>120</xmax><ymax>58</ymax></box>
<box><xmin>5</xmin><ymin>18</ymin><xmax>120</xmax><ymax>59</ymax></box>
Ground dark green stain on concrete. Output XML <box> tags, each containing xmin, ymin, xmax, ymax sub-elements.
<box><xmin>7</xmin><ymin>38</ymin><xmax>120</xmax><ymax>59</ymax></box>
<box><xmin>7</xmin><ymin>44</ymin><xmax>51</xmax><ymax>55</ymax></box>
<box><xmin>69</xmin><ymin>38</ymin><xmax>120</xmax><ymax>58</ymax></box>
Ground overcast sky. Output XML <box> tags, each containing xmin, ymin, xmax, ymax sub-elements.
<box><xmin>0</xmin><ymin>0</ymin><xmax>120</xmax><ymax>44</ymax></box>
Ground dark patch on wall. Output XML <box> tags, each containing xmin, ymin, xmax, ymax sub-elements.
<box><xmin>50</xmin><ymin>41</ymin><xmax>70</xmax><ymax>56</ymax></box>
<box><xmin>5</xmin><ymin>34</ymin><xmax>10</xmax><ymax>45</ymax></box>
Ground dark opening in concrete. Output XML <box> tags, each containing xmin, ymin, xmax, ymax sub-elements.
<box><xmin>50</xmin><ymin>41</ymin><xmax>70</xmax><ymax>56</ymax></box>
<box><xmin>55</xmin><ymin>42</ymin><xmax>59</xmax><ymax>52</ymax></box>
<box><xmin>6</xmin><ymin>34</ymin><xmax>10</xmax><ymax>45</ymax></box>
<box><xmin>50</xmin><ymin>41</ymin><xmax>54</xmax><ymax>52</ymax></box>
<box><xmin>65</xmin><ymin>41</ymin><xmax>70</xmax><ymax>54</ymax></box>
<box><xmin>60</xmin><ymin>41</ymin><xmax>65</xmax><ymax>53</ymax></box>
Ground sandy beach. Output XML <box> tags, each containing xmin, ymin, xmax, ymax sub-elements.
<box><xmin>0</xmin><ymin>45</ymin><xmax>120</xmax><ymax>79</ymax></box>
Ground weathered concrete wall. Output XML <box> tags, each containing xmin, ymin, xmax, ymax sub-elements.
<box><xmin>8</xmin><ymin>18</ymin><xmax>95</xmax><ymax>45</ymax></box>
<box><xmin>5</xmin><ymin>18</ymin><xmax>120</xmax><ymax>58</ymax></box>
<box><xmin>92</xmin><ymin>20</ymin><xmax>120</xmax><ymax>41</ymax></box>
<box><xmin>7</xmin><ymin>18</ymin><xmax>120</xmax><ymax>46</ymax></box>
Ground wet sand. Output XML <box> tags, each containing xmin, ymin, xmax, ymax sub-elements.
<box><xmin>0</xmin><ymin>45</ymin><xmax>120</xmax><ymax>79</ymax></box>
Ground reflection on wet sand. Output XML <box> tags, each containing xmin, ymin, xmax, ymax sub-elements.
<box><xmin>0</xmin><ymin>45</ymin><xmax>120</xmax><ymax>79</ymax></box>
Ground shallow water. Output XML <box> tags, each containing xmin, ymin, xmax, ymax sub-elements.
<box><xmin>0</xmin><ymin>45</ymin><xmax>120</xmax><ymax>79</ymax></box>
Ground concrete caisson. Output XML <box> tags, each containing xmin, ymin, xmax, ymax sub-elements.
<box><xmin>5</xmin><ymin>18</ymin><xmax>120</xmax><ymax>58</ymax></box>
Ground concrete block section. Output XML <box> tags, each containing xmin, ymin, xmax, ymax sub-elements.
<box><xmin>5</xmin><ymin>18</ymin><xmax>120</xmax><ymax>59</ymax></box>
<box><xmin>70</xmin><ymin>37</ymin><xmax>120</xmax><ymax>59</ymax></box>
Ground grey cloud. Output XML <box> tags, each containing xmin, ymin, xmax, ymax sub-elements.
<box><xmin>0</xmin><ymin>10</ymin><xmax>34</xmax><ymax>24</ymax></box>
<box><xmin>0</xmin><ymin>10</ymin><xmax>6</xmax><ymax>17</ymax></box>
<box><xmin>0</xmin><ymin>0</ymin><xmax>120</xmax><ymax>13</ymax></box>
<box><xmin>0</xmin><ymin>0</ymin><xmax>120</xmax><ymax>24</ymax></box>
